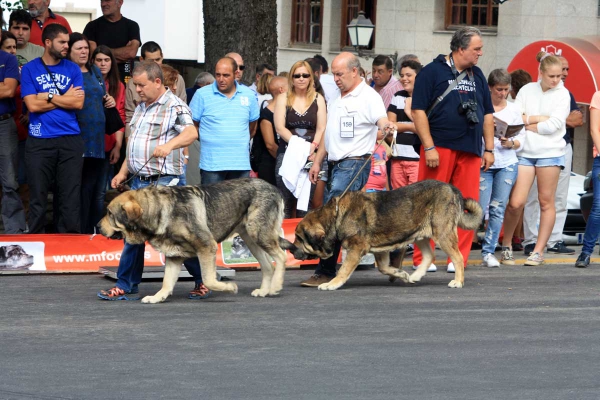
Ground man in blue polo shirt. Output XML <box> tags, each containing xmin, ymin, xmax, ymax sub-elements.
<box><xmin>189</xmin><ymin>57</ymin><xmax>259</xmax><ymax>184</ymax></box>
<box><xmin>0</xmin><ymin>48</ymin><xmax>27</xmax><ymax>233</ymax></box>
<box><xmin>21</xmin><ymin>24</ymin><xmax>84</xmax><ymax>233</ymax></box>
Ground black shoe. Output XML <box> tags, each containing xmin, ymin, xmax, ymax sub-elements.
<box><xmin>547</xmin><ymin>241</ymin><xmax>575</xmax><ymax>255</ymax></box>
<box><xmin>470</xmin><ymin>242</ymin><xmax>482</xmax><ymax>250</ymax></box>
<box><xmin>575</xmin><ymin>253</ymin><xmax>590</xmax><ymax>268</ymax></box>
<box><xmin>523</xmin><ymin>243</ymin><xmax>536</xmax><ymax>256</ymax></box>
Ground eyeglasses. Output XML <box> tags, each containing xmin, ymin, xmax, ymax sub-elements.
<box><xmin>238</xmin><ymin>65</ymin><xmax>245</xmax><ymax>71</ymax></box>
<box><xmin>292</xmin><ymin>73</ymin><xmax>311</xmax><ymax>79</ymax></box>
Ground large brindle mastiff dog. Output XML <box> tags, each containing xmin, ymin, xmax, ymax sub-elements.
<box><xmin>285</xmin><ymin>180</ymin><xmax>483</xmax><ymax>290</ymax></box>
<box><xmin>98</xmin><ymin>178</ymin><xmax>288</xmax><ymax>303</ymax></box>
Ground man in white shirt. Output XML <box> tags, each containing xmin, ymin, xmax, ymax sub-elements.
<box><xmin>300</xmin><ymin>52</ymin><xmax>396</xmax><ymax>287</ymax></box>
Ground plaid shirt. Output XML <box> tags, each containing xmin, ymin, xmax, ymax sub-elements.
<box><xmin>127</xmin><ymin>89</ymin><xmax>194</xmax><ymax>176</ymax></box>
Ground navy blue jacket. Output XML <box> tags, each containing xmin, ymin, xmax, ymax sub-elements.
<box><xmin>412</xmin><ymin>54</ymin><xmax>493</xmax><ymax>157</ymax></box>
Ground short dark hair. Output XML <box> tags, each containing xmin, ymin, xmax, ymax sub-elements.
<box><xmin>140</xmin><ymin>41</ymin><xmax>163</xmax><ymax>58</ymax></box>
<box><xmin>255</xmin><ymin>63</ymin><xmax>274</xmax><ymax>75</ymax></box>
<box><xmin>133</xmin><ymin>60</ymin><xmax>164</xmax><ymax>83</ymax></box>
<box><xmin>510</xmin><ymin>69</ymin><xmax>532</xmax><ymax>97</ymax></box>
<box><xmin>372</xmin><ymin>54</ymin><xmax>393</xmax><ymax>70</ymax></box>
<box><xmin>9</xmin><ymin>9</ymin><xmax>32</xmax><ymax>28</ymax></box>
<box><xmin>400</xmin><ymin>60</ymin><xmax>422</xmax><ymax>74</ymax></box>
<box><xmin>304</xmin><ymin>58</ymin><xmax>322</xmax><ymax>75</ymax></box>
<box><xmin>41</xmin><ymin>23</ymin><xmax>69</xmax><ymax>43</ymax></box>
<box><xmin>68</xmin><ymin>32</ymin><xmax>91</xmax><ymax>69</ymax></box>
<box><xmin>1</xmin><ymin>31</ymin><xmax>17</xmax><ymax>48</ymax></box>
<box><xmin>450</xmin><ymin>26</ymin><xmax>481</xmax><ymax>52</ymax></box>
<box><xmin>313</xmin><ymin>54</ymin><xmax>328</xmax><ymax>73</ymax></box>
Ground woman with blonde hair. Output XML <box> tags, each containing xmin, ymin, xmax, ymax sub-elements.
<box><xmin>274</xmin><ymin>60</ymin><xmax>326</xmax><ymax>218</ymax></box>
<box><xmin>500</xmin><ymin>51</ymin><xmax>570</xmax><ymax>266</ymax></box>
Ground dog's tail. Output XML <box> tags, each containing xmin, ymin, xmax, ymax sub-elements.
<box><xmin>459</xmin><ymin>198</ymin><xmax>484</xmax><ymax>230</ymax></box>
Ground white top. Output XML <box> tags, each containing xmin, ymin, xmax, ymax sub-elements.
<box><xmin>485</xmin><ymin>101</ymin><xmax>526</xmax><ymax>169</ymax></box>
<box><xmin>514</xmin><ymin>80</ymin><xmax>570</xmax><ymax>159</ymax></box>
<box><xmin>320</xmin><ymin>74</ymin><xmax>340</xmax><ymax>104</ymax></box>
<box><xmin>325</xmin><ymin>80</ymin><xmax>387</xmax><ymax>162</ymax></box>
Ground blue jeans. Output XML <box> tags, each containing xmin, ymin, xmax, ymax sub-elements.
<box><xmin>314</xmin><ymin>159</ymin><xmax>371</xmax><ymax>277</ymax></box>
<box><xmin>581</xmin><ymin>157</ymin><xmax>600</xmax><ymax>255</ymax></box>
<box><xmin>115</xmin><ymin>175</ymin><xmax>202</xmax><ymax>292</ymax></box>
<box><xmin>200</xmin><ymin>169</ymin><xmax>249</xmax><ymax>185</ymax></box>
<box><xmin>479</xmin><ymin>163</ymin><xmax>518</xmax><ymax>256</ymax></box>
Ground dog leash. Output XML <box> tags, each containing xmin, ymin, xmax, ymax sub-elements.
<box><xmin>117</xmin><ymin>155</ymin><xmax>168</xmax><ymax>188</ymax></box>
<box><xmin>337</xmin><ymin>128</ymin><xmax>394</xmax><ymax>201</ymax></box>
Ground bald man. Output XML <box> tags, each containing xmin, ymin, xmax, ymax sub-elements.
<box><xmin>189</xmin><ymin>57</ymin><xmax>259</xmax><ymax>184</ymax></box>
<box><xmin>301</xmin><ymin>52</ymin><xmax>397</xmax><ymax>288</ymax></box>
<box><xmin>225</xmin><ymin>52</ymin><xmax>245</xmax><ymax>83</ymax></box>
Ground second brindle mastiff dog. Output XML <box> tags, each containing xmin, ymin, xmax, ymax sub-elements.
<box><xmin>98</xmin><ymin>178</ymin><xmax>289</xmax><ymax>303</ymax></box>
<box><xmin>286</xmin><ymin>180</ymin><xmax>483</xmax><ymax>290</ymax></box>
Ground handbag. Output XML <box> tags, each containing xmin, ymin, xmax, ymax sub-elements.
<box><xmin>91</xmin><ymin>66</ymin><xmax>124</xmax><ymax>135</ymax></box>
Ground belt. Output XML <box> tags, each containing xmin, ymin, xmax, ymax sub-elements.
<box><xmin>0</xmin><ymin>113</ymin><xmax>13</xmax><ymax>121</ymax></box>
<box><xmin>330</xmin><ymin>154</ymin><xmax>370</xmax><ymax>166</ymax></box>
<box><xmin>137</xmin><ymin>174</ymin><xmax>177</xmax><ymax>182</ymax></box>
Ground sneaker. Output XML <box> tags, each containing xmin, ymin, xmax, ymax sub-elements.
<box><xmin>447</xmin><ymin>262</ymin><xmax>455</xmax><ymax>273</ymax></box>
<box><xmin>412</xmin><ymin>263</ymin><xmax>437</xmax><ymax>272</ymax></box>
<box><xmin>547</xmin><ymin>241</ymin><xmax>576</xmax><ymax>255</ymax></box>
<box><xmin>188</xmin><ymin>283</ymin><xmax>212</xmax><ymax>299</ymax></box>
<box><xmin>523</xmin><ymin>243</ymin><xmax>536</xmax><ymax>256</ymax></box>
<box><xmin>575</xmin><ymin>253</ymin><xmax>591</xmax><ymax>268</ymax></box>
<box><xmin>97</xmin><ymin>286</ymin><xmax>140</xmax><ymax>301</ymax></box>
<box><xmin>525</xmin><ymin>252</ymin><xmax>544</xmax><ymax>266</ymax></box>
<box><xmin>300</xmin><ymin>274</ymin><xmax>332</xmax><ymax>287</ymax></box>
<box><xmin>501</xmin><ymin>247</ymin><xmax>515</xmax><ymax>265</ymax></box>
<box><xmin>483</xmin><ymin>253</ymin><xmax>500</xmax><ymax>268</ymax></box>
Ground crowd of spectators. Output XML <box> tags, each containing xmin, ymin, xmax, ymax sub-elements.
<box><xmin>0</xmin><ymin>4</ymin><xmax>597</xmax><ymax>276</ymax></box>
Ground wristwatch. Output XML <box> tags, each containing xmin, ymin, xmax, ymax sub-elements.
<box><xmin>47</xmin><ymin>93</ymin><xmax>54</xmax><ymax>103</ymax></box>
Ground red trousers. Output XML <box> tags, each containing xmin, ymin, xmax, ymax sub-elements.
<box><xmin>413</xmin><ymin>146</ymin><xmax>481</xmax><ymax>267</ymax></box>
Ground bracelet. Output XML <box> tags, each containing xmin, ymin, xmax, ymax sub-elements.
<box><xmin>312</xmin><ymin>141</ymin><xmax>319</xmax><ymax>149</ymax></box>
<box><xmin>184</xmin><ymin>155</ymin><xmax>189</xmax><ymax>159</ymax></box>
<box><xmin>484</xmin><ymin>149</ymin><xmax>494</xmax><ymax>153</ymax></box>
<box><xmin>424</xmin><ymin>146</ymin><xmax>435</xmax><ymax>152</ymax></box>
<box><xmin>510</xmin><ymin>139</ymin><xmax>515</xmax><ymax>149</ymax></box>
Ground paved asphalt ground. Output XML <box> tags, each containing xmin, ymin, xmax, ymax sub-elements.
<box><xmin>1</xmin><ymin>254</ymin><xmax>600</xmax><ymax>400</ymax></box>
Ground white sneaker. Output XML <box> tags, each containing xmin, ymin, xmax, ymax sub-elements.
<box><xmin>447</xmin><ymin>262</ymin><xmax>455</xmax><ymax>273</ymax></box>
<box><xmin>482</xmin><ymin>253</ymin><xmax>500</xmax><ymax>268</ymax></box>
<box><xmin>412</xmin><ymin>263</ymin><xmax>437</xmax><ymax>272</ymax></box>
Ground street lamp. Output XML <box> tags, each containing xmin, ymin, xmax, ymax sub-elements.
<box><xmin>347</xmin><ymin>10</ymin><xmax>375</xmax><ymax>57</ymax></box>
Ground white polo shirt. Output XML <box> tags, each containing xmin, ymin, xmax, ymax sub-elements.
<box><xmin>325</xmin><ymin>80</ymin><xmax>387</xmax><ymax>162</ymax></box>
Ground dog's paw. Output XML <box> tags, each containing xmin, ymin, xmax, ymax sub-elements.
<box><xmin>317</xmin><ymin>281</ymin><xmax>343</xmax><ymax>291</ymax></box>
<box><xmin>251</xmin><ymin>288</ymin><xmax>269</xmax><ymax>297</ymax></box>
<box><xmin>408</xmin><ymin>271</ymin><xmax>424</xmax><ymax>284</ymax></box>
<box><xmin>228</xmin><ymin>283</ymin><xmax>239</xmax><ymax>294</ymax></box>
<box><xmin>141</xmin><ymin>295</ymin><xmax>166</xmax><ymax>304</ymax></box>
<box><xmin>448</xmin><ymin>280</ymin><xmax>464</xmax><ymax>288</ymax></box>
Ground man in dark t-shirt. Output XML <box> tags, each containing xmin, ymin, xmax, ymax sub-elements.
<box><xmin>83</xmin><ymin>0</ymin><xmax>140</xmax><ymax>84</ymax></box>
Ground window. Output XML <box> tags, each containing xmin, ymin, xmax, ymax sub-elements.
<box><xmin>445</xmin><ymin>0</ymin><xmax>499</xmax><ymax>31</ymax></box>
<box><xmin>291</xmin><ymin>0</ymin><xmax>323</xmax><ymax>45</ymax></box>
<box><xmin>341</xmin><ymin>0</ymin><xmax>377</xmax><ymax>50</ymax></box>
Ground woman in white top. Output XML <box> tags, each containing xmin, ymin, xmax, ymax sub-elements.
<box><xmin>478</xmin><ymin>69</ymin><xmax>526</xmax><ymax>268</ymax></box>
<box><xmin>500</xmin><ymin>52</ymin><xmax>570</xmax><ymax>266</ymax></box>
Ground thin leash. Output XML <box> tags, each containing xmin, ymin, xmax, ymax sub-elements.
<box><xmin>337</xmin><ymin>129</ymin><xmax>394</xmax><ymax>201</ymax></box>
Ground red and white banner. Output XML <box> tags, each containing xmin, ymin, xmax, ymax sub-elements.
<box><xmin>0</xmin><ymin>219</ymin><xmax>318</xmax><ymax>274</ymax></box>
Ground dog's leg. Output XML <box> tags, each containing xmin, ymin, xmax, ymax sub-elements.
<box><xmin>409</xmin><ymin>239</ymin><xmax>434</xmax><ymax>284</ymax></box>
<box><xmin>141</xmin><ymin>257</ymin><xmax>183</xmax><ymax>304</ymax></box>
<box><xmin>318</xmin><ymin>247</ymin><xmax>363</xmax><ymax>291</ymax></box>
<box><xmin>238</xmin><ymin>231</ymin><xmax>277</xmax><ymax>297</ymax></box>
<box><xmin>198</xmin><ymin>246</ymin><xmax>238</xmax><ymax>294</ymax></box>
<box><xmin>375</xmin><ymin>252</ymin><xmax>410</xmax><ymax>283</ymax></box>
<box><xmin>437</xmin><ymin>235</ymin><xmax>465</xmax><ymax>288</ymax></box>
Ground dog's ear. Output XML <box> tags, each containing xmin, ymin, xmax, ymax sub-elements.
<box><xmin>314</xmin><ymin>227</ymin><xmax>326</xmax><ymax>243</ymax></box>
<box><xmin>121</xmin><ymin>200</ymin><xmax>143</xmax><ymax>222</ymax></box>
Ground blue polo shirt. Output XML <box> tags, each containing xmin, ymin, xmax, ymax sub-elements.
<box><xmin>412</xmin><ymin>54</ymin><xmax>493</xmax><ymax>157</ymax></box>
<box><xmin>190</xmin><ymin>81</ymin><xmax>259</xmax><ymax>171</ymax></box>
<box><xmin>0</xmin><ymin>51</ymin><xmax>20</xmax><ymax>115</ymax></box>
<box><xmin>21</xmin><ymin>58</ymin><xmax>83</xmax><ymax>138</ymax></box>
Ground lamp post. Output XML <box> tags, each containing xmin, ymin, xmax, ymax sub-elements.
<box><xmin>347</xmin><ymin>10</ymin><xmax>375</xmax><ymax>58</ymax></box>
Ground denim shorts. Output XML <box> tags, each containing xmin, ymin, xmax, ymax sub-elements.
<box><xmin>518</xmin><ymin>155</ymin><xmax>565</xmax><ymax>169</ymax></box>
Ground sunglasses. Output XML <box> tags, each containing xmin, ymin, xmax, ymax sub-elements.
<box><xmin>238</xmin><ymin>65</ymin><xmax>245</xmax><ymax>71</ymax></box>
<box><xmin>292</xmin><ymin>73</ymin><xmax>311</xmax><ymax>79</ymax></box>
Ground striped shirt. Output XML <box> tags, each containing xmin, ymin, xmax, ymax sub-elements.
<box><xmin>127</xmin><ymin>89</ymin><xmax>194</xmax><ymax>176</ymax></box>
<box><xmin>376</xmin><ymin>76</ymin><xmax>403</xmax><ymax>109</ymax></box>
<box><xmin>190</xmin><ymin>81</ymin><xmax>260</xmax><ymax>171</ymax></box>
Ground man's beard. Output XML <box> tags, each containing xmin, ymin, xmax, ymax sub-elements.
<box><xmin>49</xmin><ymin>46</ymin><xmax>65</xmax><ymax>61</ymax></box>
<box><xmin>29</xmin><ymin>8</ymin><xmax>44</xmax><ymax>18</ymax></box>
